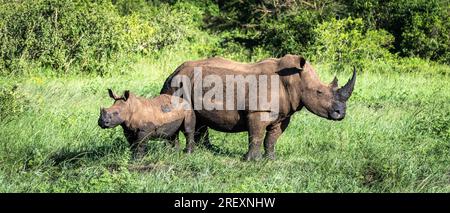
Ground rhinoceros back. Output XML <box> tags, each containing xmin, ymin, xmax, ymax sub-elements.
<box><xmin>160</xmin><ymin>56</ymin><xmax>281</xmax><ymax>96</ymax></box>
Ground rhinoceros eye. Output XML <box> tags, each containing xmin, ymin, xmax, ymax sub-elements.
<box><xmin>317</xmin><ymin>90</ymin><xmax>323</xmax><ymax>96</ymax></box>
<box><xmin>112</xmin><ymin>111</ymin><xmax>119</xmax><ymax>116</ymax></box>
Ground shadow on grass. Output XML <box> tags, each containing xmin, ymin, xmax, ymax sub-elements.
<box><xmin>144</xmin><ymin>134</ymin><xmax>243</xmax><ymax>158</ymax></box>
<box><xmin>48</xmin><ymin>137</ymin><xmax>128</xmax><ymax>167</ymax></box>
<box><xmin>49</xmin><ymin>136</ymin><xmax>243</xmax><ymax>169</ymax></box>
<box><xmin>204</xmin><ymin>143</ymin><xmax>242</xmax><ymax>158</ymax></box>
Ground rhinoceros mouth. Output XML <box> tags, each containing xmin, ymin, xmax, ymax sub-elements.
<box><xmin>98</xmin><ymin>119</ymin><xmax>110</xmax><ymax>129</ymax></box>
<box><xmin>328</xmin><ymin>110</ymin><xmax>345</xmax><ymax>121</ymax></box>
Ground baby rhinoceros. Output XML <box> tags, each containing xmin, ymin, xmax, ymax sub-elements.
<box><xmin>98</xmin><ymin>89</ymin><xmax>195</xmax><ymax>159</ymax></box>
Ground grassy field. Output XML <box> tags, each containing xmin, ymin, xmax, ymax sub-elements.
<box><xmin>0</xmin><ymin>49</ymin><xmax>449</xmax><ymax>192</ymax></box>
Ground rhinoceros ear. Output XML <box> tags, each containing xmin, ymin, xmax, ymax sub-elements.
<box><xmin>123</xmin><ymin>90</ymin><xmax>130</xmax><ymax>101</ymax></box>
<box><xmin>299</xmin><ymin>57</ymin><xmax>306</xmax><ymax>69</ymax></box>
<box><xmin>108</xmin><ymin>89</ymin><xmax>119</xmax><ymax>100</ymax></box>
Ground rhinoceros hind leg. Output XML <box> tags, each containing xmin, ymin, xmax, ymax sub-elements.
<box><xmin>183</xmin><ymin>111</ymin><xmax>196</xmax><ymax>154</ymax></box>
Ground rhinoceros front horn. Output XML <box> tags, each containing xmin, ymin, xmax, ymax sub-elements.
<box><xmin>337</xmin><ymin>67</ymin><xmax>356</xmax><ymax>101</ymax></box>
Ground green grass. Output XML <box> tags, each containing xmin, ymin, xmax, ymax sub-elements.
<box><xmin>1</xmin><ymin>50</ymin><xmax>449</xmax><ymax>192</ymax></box>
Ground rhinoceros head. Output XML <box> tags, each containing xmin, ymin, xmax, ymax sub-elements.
<box><xmin>98</xmin><ymin>89</ymin><xmax>132</xmax><ymax>128</ymax></box>
<box><xmin>298</xmin><ymin>60</ymin><xmax>356</xmax><ymax>121</ymax></box>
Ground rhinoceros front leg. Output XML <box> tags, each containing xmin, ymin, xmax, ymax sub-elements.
<box><xmin>264</xmin><ymin>117</ymin><xmax>291</xmax><ymax>160</ymax></box>
<box><xmin>244</xmin><ymin>112</ymin><xmax>270</xmax><ymax>161</ymax></box>
<box><xmin>131</xmin><ymin>131</ymin><xmax>151</xmax><ymax>159</ymax></box>
<box><xmin>123</xmin><ymin>129</ymin><xmax>144</xmax><ymax>159</ymax></box>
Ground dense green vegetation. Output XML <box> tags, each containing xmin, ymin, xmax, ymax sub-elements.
<box><xmin>0</xmin><ymin>0</ymin><xmax>449</xmax><ymax>192</ymax></box>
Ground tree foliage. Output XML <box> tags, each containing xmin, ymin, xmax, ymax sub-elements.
<box><xmin>206</xmin><ymin>0</ymin><xmax>450</xmax><ymax>64</ymax></box>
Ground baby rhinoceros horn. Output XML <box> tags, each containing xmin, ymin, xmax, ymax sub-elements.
<box><xmin>330</xmin><ymin>76</ymin><xmax>339</xmax><ymax>88</ymax></box>
<box><xmin>337</xmin><ymin>67</ymin><xmax>357</xmax><ymax>101</ymax></box>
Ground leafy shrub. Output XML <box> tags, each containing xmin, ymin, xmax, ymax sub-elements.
<box><xmin>145</xmin><ymin>2</ymin><xmax>204</xmax><ymax>52</ymax></box>
<box><xmin>0</xmin><ymin>0</ymin><xmax>127</xmax><ymax>74</ymax></box>
<box><xmin>401</xmin><ymin>11</ymin><xmax>450</xmax><ymax>64</ymax></box>
<box><xmin>0</xmin><ymin>84</ymin><xmax>30</xmax><ymax>121</ymax></box>
<box><xmin>204</xmin><ymin>1</ymin><xmax>333</xmax><ymax>59</ymax></box>
<box><xmin>0</xmin><ymin>0</ymin><xmax>207</xmax><ymax>74</ymax></box>
<box><xmin>259</xmin><ymin>10</ymin><xmax>321</xmax><ymax>57</ymax></box>
<box><xmin>206</xmin><ymin>0</ymin><xmax>449</xmax><ymax>65</ymax></box>
<box><xmin>342</xmin><ymin>0</ymin><xmax>450</xmax><ymax>64</ymax></box>
<box><xmin>312</xmin><ymin>17</ymin><xmax>395</xmax><ymax>72</ymax></box>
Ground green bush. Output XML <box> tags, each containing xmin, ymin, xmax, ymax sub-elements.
<box><xmin>312</xmin><ymin>17</ymin><xmax>395</xmax><ymax>72</ymax></box>
<box><xmin>206</xmin><ymin>0</ymin><xmax>449</xmax><ymax>65</ymax></box>
<box><xmin>0</xmin><ymin>0</ymin><xmax>207</xmax><ymax>75</ymax></box>
<box><xmin>259</xmin><ymin>10</ymin><xmax>321</xmax><ymax>57</ymax></box>
<box><xmin>0</xmin><ymin>0</ymin><xmax>127</xmax><ymax>74</ymax></box>
<box><xmin>204</xmin><ymin>1</ymin><xmax>333</xmax><ymax>59</ymax></box>
<box><xmin>145</xmin><ymin>2</ymin><xmax>204</xmax><ymax>52</ymax></box>
<box><xmin>342</xmin><ymin>0</ymin><xmax>450</xmax><ymax>64</ymax></box>
<box><xmin>0</xmin><ymin>83</ymin><xmax>30</xmax><ymax>121</ymax></box>
<box><xmin>401</xmin><ymin>11</ymin><xmax>450</xmax><ymax>64</ymax></box>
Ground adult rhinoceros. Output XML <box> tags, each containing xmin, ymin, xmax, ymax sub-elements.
<box><xmin>160</xmin><ymin>54</ymin><xmax>356</xmax><ymax>160</ymax></box>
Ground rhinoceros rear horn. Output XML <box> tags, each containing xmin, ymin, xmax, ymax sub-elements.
<box><xmin>337</xmin><ymin>67</ymin><xmax>356</xmax><ymax>101</ymax></box>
